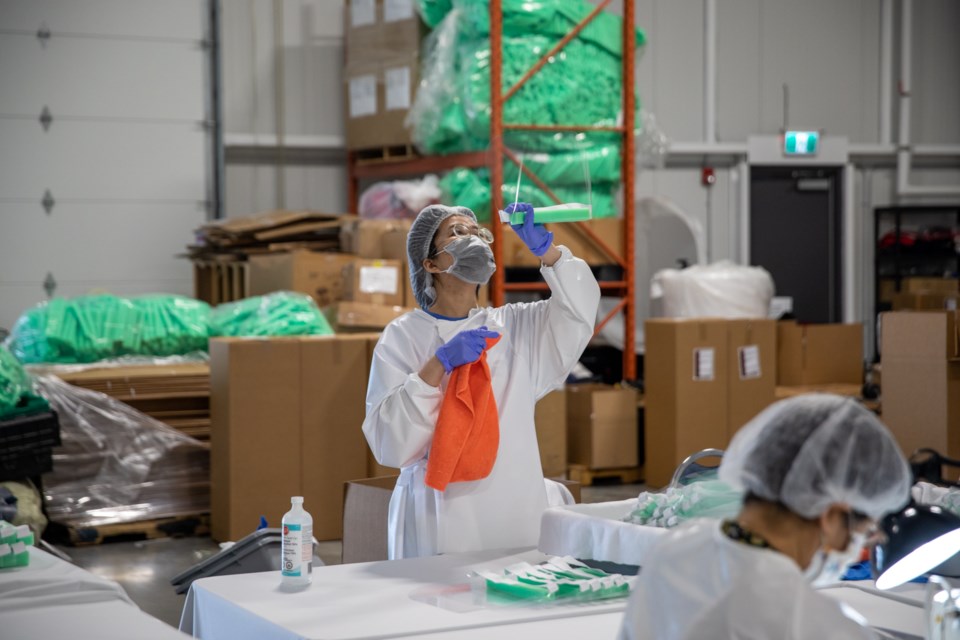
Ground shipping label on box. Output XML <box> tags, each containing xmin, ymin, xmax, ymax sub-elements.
<box><xmin>348</xmin><ymin>74</ymin><xmax>377</xmax><ymax>118</ymax></box>
<box><xmin>384</xmin><ymin>0</ymin><xmax>414</xmax><ymax>21</ymax></box>
<box><xmin>738</xmin><ymin>345</ymin><xmax>762</xmax><ymax>379</ymax></box>
<box><xmin>384</xmin><ymin>66</ymin><xmax>412</xmax><ymax>111</ymax></box>
<box><xmin>692</xmin><ymin>348</ymin><xmax>715</xmax><ymax>381</ymax></box>
<box><xmin>344</xmin><ymin>259</ymin><xmax>403</xmax><ymax>306</ymax></box>
<box><xmin>350</xmin><ymin>0</ymin><xmax>376</xmax><ymax>26</ymax></box>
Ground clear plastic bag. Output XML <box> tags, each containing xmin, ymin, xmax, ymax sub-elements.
<box><xmin>407</xmin><ymin>3</ymin><xmax>646</xmax><ymax>155</ymax></box>
<box><xmin>359</xmin><ymin>175</ymin><xmax>442</xmax><ymax>220</ymax></box>
<box><xmin>210</xmin><ymin>291</ymin><xmax>333</xmax><ymax>338</ymax></box>
<box><xmin>622</xmin><ymin>479</ymin><xmax>743</xmax><ymax>529</ymax></box>
<box><xmin>35</xmin><ymin>375</ymin><xmax>209</xmax><ymax>527</ymax></box>
<box><xmin>651</xmin><ymin>261</ymin><xmax>775</xmax><ymax>319</ymax></box>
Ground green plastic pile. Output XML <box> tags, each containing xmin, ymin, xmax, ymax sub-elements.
<box><xmin>211</xmin><ymin>292</ymin><xmax>333</xmax><ymax>338</ymax></box>
<box><xmin>411</xmin><ymin>0</ymin><xmax>645</xmax><ymax>219</ymax></box>
<box><xmin>478</xmin><ymin>556</ymin><xmax>632</xmax><ymax>603</ymax></box>
<box><xmin>6</xmin><ymin>291</ymin><xmax>334</xmax><ymax>365</ymax></box>
<box><xmin>0</xmin><ymin>346</ymin><xmax>34</xmax><ymax>417</ymax></box>
<box><xmin>7</xmin><ymin>295</ymin><xmax>211</xmax><ymax>365</ymax></box>
<box><xmin>622</xmin><ymin>479</ymin><xmax>742</xmax><ymax>529</ymax></box>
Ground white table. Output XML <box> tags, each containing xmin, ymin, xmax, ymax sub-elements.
<box><xmin>180</xmin><ymin>547</ymin><xmax>927</xmax><ymax>640</ymax></box>
<box><xmin>180</xmin><ymin>548</ymin><xmax>630</xmax><ymax>640</ymax></box>
<box><xmin>0</xmin><ymin>546</ymin><xmax>189</xmax><ymax>640</ymax></box>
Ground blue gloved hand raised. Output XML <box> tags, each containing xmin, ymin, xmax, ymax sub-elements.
<box><xmin>435</xmin><ymin>326</ymin><xmax>500</xmax><ymax>374</ymax></box>
<box><xmin>506</xmin><ymin>202</ymin><xmax>554</xmax><ymax>257</ymax></box>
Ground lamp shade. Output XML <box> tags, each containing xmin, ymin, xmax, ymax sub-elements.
<box><xmin>874</xmin><ymin>503</ymin><xmax>960</xmax><ymax>590</ymax></box>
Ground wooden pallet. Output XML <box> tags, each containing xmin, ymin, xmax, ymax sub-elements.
<box><xmin>352</xmin><ymin>144</ymin><xmax>418</xmax><ymax>165</ymax></box>
<box><xmin>66</xmin><ymin>513</ymin><xmax>210</xmax><ymax>546</ymax></box>
<box><xmin>568</xmin><ymin>464</ymin><xmax>645</xmax><ymax>487</ymax></box>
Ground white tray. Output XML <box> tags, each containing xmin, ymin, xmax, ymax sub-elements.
<box><xmin>538</xmin><ymin>499</ymin><xmax>667</xmax><ymax>567</ymax></box>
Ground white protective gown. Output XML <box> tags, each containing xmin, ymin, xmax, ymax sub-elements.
<box><xmin>363</xmin><ymin>245</ymin><xmax>600</xmax><ymax>559</ymax></box>
<box><xmin>618</xmin><ymin>520</ymin><xmax>875</xmax><ymax>640</ymax></box>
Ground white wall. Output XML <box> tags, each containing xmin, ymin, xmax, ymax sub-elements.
<box><xmin>221</xmin><ymin>0</ymin><xmax>347</xmax><ymax>217</ymax></box>
<box><xmin>0</xmin><ymin>0</ymin><xmax>209</xmax><ymax>332</ymax></box>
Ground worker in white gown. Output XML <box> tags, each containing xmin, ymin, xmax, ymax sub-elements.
<box><xmin>362</xmin><ymin>203</ymin><xmax>601</xmax><ymax>559</ymax></box>
<box><xmin>618</xmin><ymin>394</ymin><xmax>912</xmax><ymax>640</ymax></box>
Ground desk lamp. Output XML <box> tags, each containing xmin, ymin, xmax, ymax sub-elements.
<box><xmin>875</xmin><ymin>503</ymin><xmax>960</xmax><ymax>590</ymax></box>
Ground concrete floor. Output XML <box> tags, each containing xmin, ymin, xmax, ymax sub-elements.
<box><xmin>64</xmin><ymin>482</ymin><xmax>645</xmax><ymax>631</ymax></box>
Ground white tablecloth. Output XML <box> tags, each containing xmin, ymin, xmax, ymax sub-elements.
<box><xmin>0</xmin><ymin>546</ymin><xmax>189</xmax><ymax>640</ymax></box>
<box><xmin>538</xmin><ymin>499</ymin><xmax>666</xmax><ymax>566</ymax></box>
<box><xmin>180</xmin><ymin>548</ymin><xmax>631</xmax><ymax>640</ymax></box>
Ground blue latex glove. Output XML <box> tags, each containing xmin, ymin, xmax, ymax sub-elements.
<box><xmin>506</xmin><ymin>202</ymin><xmax>554</xmax><ymax>257</ymax></box>
<box><xmin>435</xmin><ymin>326</ymin><xmax>500</xmax><ymax>374</ymax></box>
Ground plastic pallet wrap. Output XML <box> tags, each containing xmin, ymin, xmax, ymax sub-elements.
<box><xmin>35</xmin><ymin>375</ymin><xmax>209</xmax><ymax>528</ymax></box>
<box><xmin>651</xmin><ymin>261</ymin><xmax>775</xmax><ymax>319</ymax></box>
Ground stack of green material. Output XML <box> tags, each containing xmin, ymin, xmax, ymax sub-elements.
<box><xmin>411</xmin><ymin>0</ymin><xmax>644</xmax><ymax>220</ymax></box>
<box><xmin>0</xmin><ymin>347</ymin><xmax>33</xmax><ymax>417</ymax></box>
<box><xmin>211</xmin><ymin>292</ymin><xmax>333</xmax><ymax>338</ymax></box>
<box><xmin>478</xmin><ymin>556</ymin><xmax>633</xmax><ymax>603</ymax></box>
<box><xmin>6</xmin><ymin>295</ymin><xmax>211</xmax><ymax>365</ymax></box>
<box><xmin>622</xmin><ymin>479</ymin><xmax>742</xmax><ymax>529</ymax></box>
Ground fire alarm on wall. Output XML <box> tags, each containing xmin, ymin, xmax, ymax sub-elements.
<box><xmin>701</xmin><ymin>167</ymin><xmax>716</xmax><ymax>186</ymax></box>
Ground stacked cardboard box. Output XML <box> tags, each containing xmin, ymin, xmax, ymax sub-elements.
<box><xmin>776</xmin><ymin>321</ymin><xmax>864</xmax><ymax>398</ymax></box>
<box><xmin>891</xmin><ymin>277</ymin><xmax>960</xmax><ymax>311</ymax></box>
<box><xmin>644</xmin><ymin>319</ymin><xmax>777</xmax><ymax>488</ymax></box>
<box><xmin>187</xmin><ymin>210</ymin><xmax>346</xmax><ymax>305</ymax></box>
<box><xmin>210</xmin><ymin>335</ymin><xmax>379</xmax><ymax>542</ymax></box>
<box><xmin>344</xmin><ymin>0</ymin><xmax>424</xmax><ymax>152</ymax></box>
<box><xmin>881</xmin><ymin>311</ymin><xmax>960</xmax><ymax>462</ymax></box>
<box><xmin>56</xmin><ymin>363</ymin><xmax>212</xmax><ymax>441</ymax></box>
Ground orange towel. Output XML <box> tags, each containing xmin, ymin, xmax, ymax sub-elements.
<box><xmin>425</xmin><ymin>336</ymin><xmax>501</xmax><ymax>491</ymax></box>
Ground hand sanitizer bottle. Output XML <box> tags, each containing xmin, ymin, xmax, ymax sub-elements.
<box><xmin>281</xmin><ymin>496</ymin><xmax>312</xmax><ymax>586</ymax></box>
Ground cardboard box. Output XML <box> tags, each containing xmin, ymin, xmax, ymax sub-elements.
<box><xmin>339</xmin><ymin>217</ymin><xmax>412</xmax><ymax>259</ymax></box>
<box><xmin>536</xmin><ymin>389</ymin><xmax>568</xmax><ymax>478</ymax></box>
<box><xmin>881</xmin><ymin>311</ymin><xmax>960</xmax><ymax>462</ymax></box>
<box><xmin>210</xmin><ymin>338</ymin><xmax>303</xmax><ymax>542</ymax></box>
<box><xmin>328</xmin><ymin>301</ymin><xmax>410</xmax><ymax>332</ymax></box>
<box><xmin>210</xmin><ymin>336</ymin><xmax>371</xmax><ymax>542</ymax></box>
<box><xmin>300</xmin><ymin>336</ymin><xmax>370</xmax><ymax>540</ymax></box>
<box><xmin>341</xmin><ymin>475</ymin><xmax>581</xmax><ymax>564</ymax></box>
<box><xmin>499</xmin><ymin>218</ymin><xmax>623</xmax><ymax>267</ymax></box>
<box><xmin>344</xmin><ymin>54</ymin><xmax>419</xmax><ymax>150</ymax></box>
<box><xmin>248</xmin><ymin>251</ymin><xmax>355</xmax><ymax>307</ymax></box>
<box><xmin>566</xmin><ymin>384</ymin><xmax>638</xmax><ymax>470</ymax></box>
<box><xmin>345</xmin><ymin>0</ymin><xmax>424</xmax><ymax>66</ymax></box>
<box><xmin>363</xmin><ymin>334</ymin><xmax>400</xmax><ymax>478</ymax></box>
<box><xmin>343</xmin><ymin>258</ymin><xmax>404</xmax><ymax>307</ymax></box>
<box><xmin>777</xmin><ymin>322</ymin><xmax>864</xmax><ymax>386</ymax></box>
<box><xmin>644</xmin><ymin>319</ymin><xmax>729</xmax><ymax>488</ymax></box>
<box><xmin>727</xmin><ymin>319</ymin><xmax>777</xmax><ymax>440</ymax></box>
<box><xmin>891</xmin><ymin>292</ymin><xmax>960</xmax><ymax>311</ymax></box>
<box><xmin>902</xmin><ymin>277</ymin><xmax>960</xmax><ymax>294</ymax></box>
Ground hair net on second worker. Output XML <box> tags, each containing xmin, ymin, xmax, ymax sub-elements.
<box><xmin>718</xmin><ymin>394</ymin><xmax>911</xmax><ymax>521</ymax></box>
<box><xmin>407</xmin><ymin>204</ymin><xmax>478</xmax><ymax>310</ymax></box>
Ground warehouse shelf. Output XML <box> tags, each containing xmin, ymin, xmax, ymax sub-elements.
<box><xmin>346</xmin><ymin>0</ymin><xmax>638</xmax><ymax>379</ymax></box>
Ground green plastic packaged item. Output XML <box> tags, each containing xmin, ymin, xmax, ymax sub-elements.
<box><xmin>0</xmin><ymin>522</ymin><xmax>15</xmax><ymax>545</ymax></box>
<box><xmin>500</xmin><ymin>203</ymin><xmax>592</xmax><ymax>225</ymax></box>
<box><xmin>211</xmin><ymin>292</ymin><xmax>334</xmax><ymax>338</ymax></box>
<box><xmin>0</xmin><ymin>543</ymin><xmax>11</xmax><ymax>569</ymax></box>
<box><xmin>6</xmin><ymin>295</ymin><xmax>211</xmax><ymax>364</ymax></box>
<box><xmin>0</xmin><ymin>346</ymin><xmax>31</xmax><ymax>415</ymax></box>
<box><xmin>9</xmin><ymin>541</ymin><xmax>28</xmax><ymax>567</ymax></box>
<box><xmin>15</xmin><ymin>525</ymin><xmax>34</xmax><ymax>546</ymax></box>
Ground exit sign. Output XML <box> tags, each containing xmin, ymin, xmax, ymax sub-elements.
<box><xmin>784</xmin><ymin>130</ymin><xmax>819</xmax><ymax>155</ymax></box>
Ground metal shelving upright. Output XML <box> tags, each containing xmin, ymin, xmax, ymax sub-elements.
<box><xmin>347</xmin><ymin>0</ymin><xmax>637</xmax><ymax>380</ymax></box>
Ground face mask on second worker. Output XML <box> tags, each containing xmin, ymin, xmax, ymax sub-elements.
<box><xmin>438</xmin><ymin>235</ymin><xmax>496</xmax><ymax>285</ymax></box>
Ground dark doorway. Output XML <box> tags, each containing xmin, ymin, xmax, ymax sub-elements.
<box><xmin>750</xmin><ymin>166</ymin><xmax>843</xmax><ymax>323</ymax></box>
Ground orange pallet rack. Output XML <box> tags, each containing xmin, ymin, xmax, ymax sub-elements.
<box><xmin>347</xmin><ymin>0</ymin><xmax>637</xmax><ymax>380</ymax></box>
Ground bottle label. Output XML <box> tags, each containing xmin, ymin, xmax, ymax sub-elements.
<box><xmin>282</xmin><ymin>523</ymin><xmax>303</xmax><ymax>576</ymax></box>
<box><xmin>302</xmin><ymin>524</ymin><xmax>313</xmax><ymax>575</ymax></box>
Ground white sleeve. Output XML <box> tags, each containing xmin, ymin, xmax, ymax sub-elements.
<box><xmin>504</xmin><ymin>245</ymin><xmax>601</xmax><ymax>399</ymax></box>
<box><xmin>361</xmin><ymin>324</ymin><xmax>444</xmax><ymax>469</ymax></box>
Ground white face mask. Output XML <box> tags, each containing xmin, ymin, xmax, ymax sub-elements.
<box><xmin>439</xmin><ymin>235</ymin><xmax>496</xmax><ymax>285</ymax></box>
<box><xmin>804</xmin><ymin>531</ymin><xmax>868</xmax><ymax>587</ymax></box>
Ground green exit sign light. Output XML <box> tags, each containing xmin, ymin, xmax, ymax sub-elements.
<box><xmin>784</xmin><ymin>131</ymin><xmax>819</xmax><ymax>155</ymax></box>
